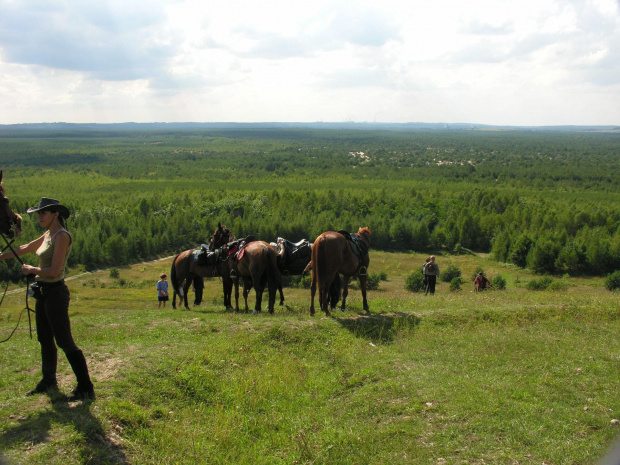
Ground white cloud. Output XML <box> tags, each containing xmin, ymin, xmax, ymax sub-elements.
<box><xmin>0</xmin><ymin>0</ymin><xmax>619</xmax><ymax>125</ymax></box>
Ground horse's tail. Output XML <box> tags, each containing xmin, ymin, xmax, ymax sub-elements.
<box><xmin>170</xmin><ymin>253</ymin><xmax>180</xmax><ymax>309</ymax></box>
<box><xmin>314</xmin><ymin>235</ymin><xmax>328</xmax><ymax>298</ymax></box>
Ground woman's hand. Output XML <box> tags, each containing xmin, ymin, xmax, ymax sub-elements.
<box><xmin>22</xmin><ymin>264</ymin><xmax>38</xmax><ymax>276</ymax></box>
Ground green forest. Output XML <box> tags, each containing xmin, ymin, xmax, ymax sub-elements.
<box><xmin>0</xmin><ymin>125</ymin><xmax>618</xmax><ymax>281</ymax></box>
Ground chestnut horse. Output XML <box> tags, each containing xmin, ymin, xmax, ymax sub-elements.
<box><xmin>211</xmin><ymin>223</ymin><xmax>281</xmax><ymax>314</ymax></box>
<box><xmin>0</xmin><ymin>171</ymin><xmax>23</xmax><ymax>240</ymax></box>
<box><xmin>309</xmin><ymin>227</ymin><xmax>371</xmax><ymax>316</ymax></box>
<box><xmin>169</xmin><ymin>247</ymin><xmax>232</xmax><ymax>310</ymax></box>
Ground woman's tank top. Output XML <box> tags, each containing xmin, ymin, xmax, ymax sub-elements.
<box><xmin>36</xmin><ymin>228</ymin><xmax>72</xmax><ymax>283</ymax></box>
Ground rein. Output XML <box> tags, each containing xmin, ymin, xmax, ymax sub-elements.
<box><xmin>0</xmin><ymin>233</ymin><xmax>35</xmax><ymax>343</ymax></box>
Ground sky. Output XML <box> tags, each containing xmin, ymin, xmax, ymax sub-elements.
<box><xmin>0</xmin><ymin>0</ymin><xmax>619</xmax><ymax>126</ymax></box>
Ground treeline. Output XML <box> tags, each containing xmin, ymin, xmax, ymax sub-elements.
<box><xmin>0</xmin><ymin>128</ymin><xmax>618</xmax><ymax>282</ymax></box>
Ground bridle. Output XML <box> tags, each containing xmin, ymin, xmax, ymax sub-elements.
<box><xmin>0</xmin><ymin>232</ymin><xmax>35</xmax><ymax>343</ymax></box>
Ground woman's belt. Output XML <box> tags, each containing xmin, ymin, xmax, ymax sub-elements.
<box><xmin>36</xmin><ymin>280</ymin><xmax>65</xmax><ymax>289</ymax></box>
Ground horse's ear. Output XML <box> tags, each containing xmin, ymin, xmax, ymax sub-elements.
<box><xmin>218</xmin><ymin>222</ymin><xmax>222</xmax><ymax>229</ymax></box>
<box><xmin>0</xmin><ymin>170</ymin><xmax>3</xmax><ymax>183</ymax></box>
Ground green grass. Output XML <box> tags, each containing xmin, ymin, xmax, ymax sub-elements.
<box><xmin>1</xmin><ymin>252</ymin><xmax>619</xmax><ymax>464</ymax></box>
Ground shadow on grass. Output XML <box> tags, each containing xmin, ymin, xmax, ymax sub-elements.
<box><xmin>0</xmin><ymin>397</ymin><xmax>127</xmax><ymax>464</ymax></box>
<box><xmin>333</xmin><ymin>312</ymin><xmax>421</xmax><ymax>343</ymax></box>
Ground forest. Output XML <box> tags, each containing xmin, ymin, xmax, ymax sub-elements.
<box><xmin>0</xmin><ymin>125</ymin><xmax>618</xmax><ymax>282</ymax></box>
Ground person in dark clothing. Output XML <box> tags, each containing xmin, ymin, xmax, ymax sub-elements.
<box><xmin>424</xmin><ymin>255</ymin><xmax>440</xmax><ymax>295</ymax></box>
<box><xmin>474</xmin><ymin>272</ymin><xmax>492</xmax><ymax>292</ymax></box>
<box><xmin>0</xmin><ymin>198</ymin><xmax>95</xmax><ymax>401</ymax></box>
<box><xmin>193</xmin><ymin>275</ymin><xmax>204</xmax><ymax>305</ymax></box>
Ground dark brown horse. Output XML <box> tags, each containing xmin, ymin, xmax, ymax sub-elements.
<box><xmin>310</xmin><ymin>227</ymin><xmax>371</xmax><ymax>316</ymax></box>
<box><xmin>170</xmin><ymin>247</ymin><xmax>232</xmax><ymax>311</ymax></box>
<box><xmin>228</xmin><ymin>240</ymin><xmax>281</xmax><ymax>314</ymax></box>
<box><xmin>0</xmin><ymin>171</ymin><xmax>23</xmax><ymax>240</ymax></box>
<box><xmin>211</xmin><ymin>224</ymin><xmax>281</xmax><ymax>314</ymax></box>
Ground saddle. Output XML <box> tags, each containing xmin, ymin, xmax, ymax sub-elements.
<box><xmin>337</xmin><ymin>230</ymin><xmax>369</xmax><ymax>275</ymax></box>
<box><xmin>191</xmin><ymin>247</ymin><xmax>221</xmax><ymax>268</ymax></box>
<box><xmin>226</xmin><ymin>235</ymin><xmax>257</xmax><ymax>261</ymax></box>
<box><xmin>337</xmin><ymin>230</ymin><xmax>369</xmax><ymax>258</ymax></box>
<box><xmin>276</xmin><ymin>237</ymin><xmax>312</xmax><ymax>275</ymax></box>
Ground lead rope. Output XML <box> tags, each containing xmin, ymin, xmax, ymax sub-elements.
<box><xmin>0</xmin><ymin>233</ymin><xmax>35</xmax><ymax>343</ymax></box>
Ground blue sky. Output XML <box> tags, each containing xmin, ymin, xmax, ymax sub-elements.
<box><xmin>1</xmin><ymin>0</ymin><xmax>619</xmax><ymax>125</ymax></box>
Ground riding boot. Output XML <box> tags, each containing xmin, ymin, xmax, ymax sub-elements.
<box><xmin>26</xmin><ymin>346</ymin><xmax>58</xmax><ymax>396</ymax></box>
<box><xmin>65</xmin><ymin>349</ymin><xmax>95</xmax><ymax>401</ymax></box>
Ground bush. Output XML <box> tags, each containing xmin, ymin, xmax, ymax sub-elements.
<box><xmin>491</xmin><ymin>275</ymin><xmax>506</xmax><ymax>290</ymax></box>
<box><xmin>604</xmin><ymin>270</ymin><xmax>620</xmax><ymax>291</ymax></box>
<box><xmin>441</xmin><ymin>264</ymin><xmax>462</xmax><ymax>283</ymax></box>
<box><xmin>450</xmin><ymin>277</ymin><xmax>464</xmax><ymax>292</ymax></box>
<box><xmin>526</xmin><ymin>276</ymin><xmax>554</xmax><ymax>291</ymax></box>
<box><xmin>405</xmin><ymin>271</ymin><xmax>425</xmax><ymax>292</ymax></box>
<box><xmin>365</xmin><ymin>272</ymin><xmax>382</xmax><ymax>291</ymax></box>
<box><xmin>109</xmin><ymin>268</ymin><xmax>119</xmax><ymax>279</ymax></box>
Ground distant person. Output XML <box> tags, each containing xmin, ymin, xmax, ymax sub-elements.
<box><xmin>157</xmin><ymin>273</ymin><xmax>169</xmax><ymax>308</ymax></box>
<box><xmin>424</xmin><ymin>255</ymin><xmax>439</xmax><ymax>295</ymax></box>
<box><xmin>193</xmin><ymin>275</ymin><xmax>204</xmax><ymax>306</ymax></box>
<box><xmin>0</xmin><ymin>197</ymin><xmax>95</xmax><ymax>401</ymax></box>
<box><xmin>422</xmin><ymin>256</ymin><xmax>431</xmax><ymax>289</ymax></box>
<box><xmin>474</xmin><ymin>272</ymin><xmax>491</xmax><ymax>292</ymax></box>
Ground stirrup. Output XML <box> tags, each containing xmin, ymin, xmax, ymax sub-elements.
<box><xmin>359</xmin><ymin>266</ymin><xmax>367</xmax><ymax>276</ymax></box>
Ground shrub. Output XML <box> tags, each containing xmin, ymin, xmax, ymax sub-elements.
<box><xmin>441</xmin><ymin>264</ymin><xmax>462</xmax><ymax>283</ymax></box>
<box><xmin>109</xmin><ymin>268</ymin><xmax>120</xmax><ymax>279</ymax></box>
<box><xmin>405</xmin><ymin>271</ymin><xmax>425</xmax><ymax>292</ymax></box>
<box><xmin>365</xmin><ymin>272</ymin><xmax>382</xmax><ymax>291</ymax></box>
<box><xmin>526</xmin><ymin>276</ymin><xmax>553</xmax><ymax>291</ymax></box>
<box><xmin>491</xmin><ymin>275</ymin><xmax>506</xmax><ymax>290</ymax></box>
<box><xmin>450</xmin><ymin>277</ymin><xmax>464</xmax><ymax>292</ymax></box>
<box><xmin>604</xmin><ymin>270</ymin><xmax>620</xmax><ymax>291</ymax></box>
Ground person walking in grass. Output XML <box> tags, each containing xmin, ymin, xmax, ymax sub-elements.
<box><xmin>157</xmin><ymin>273</ymin><xmax>169</xmax><ymax>308</ymax></box>
<box><xmin>0</xmin><ymin>197</ymin><xmax>95</xmax><ymax>401</ymax></box>
<box><xmin>424</xmin><ymin>255</ymin><xmax>440</xmax><ymax>295</ymax></box>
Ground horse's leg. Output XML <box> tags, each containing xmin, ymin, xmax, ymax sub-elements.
<box><xmin>359</xmin><ymin>275</ymin><xmax>369</xmax><ymax>312</ymax></box>
<box><xmin>233</xmin><ymin>278</ymin><xmax>240</xmax><ymax>313</ymax></box>
<box><xmin>340</xmin><ymin>277</ymin><xmax>350</xmax><ymax>311</ymax></box>
<box><xmin>278</xmin><ymin>283</ymin><xmax>284</xmax><ymax>306</ymax></box>
<box><xmin>310</xmin><ymin>268</ymin><xmax>317</xmax><ymax>316</ymax></box>
<box><xmin>243</xmin><ymin>279</ymin><xmax>253</xmax><ymax>313</ymax></box>
<box><xmin>183</xmin><ymin>279</ymin><xmax>191</xmax><ymax>310</ymax></box>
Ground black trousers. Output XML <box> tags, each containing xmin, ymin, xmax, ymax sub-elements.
<box><xmin>425</xmin><ymin>275</ymin><xmax>437</xmax><ymax>295</ymax></box>
<box><xmin>35</xmin><ymin>282</ymin><xmax>83</xmax><ymax>384</ymax></box>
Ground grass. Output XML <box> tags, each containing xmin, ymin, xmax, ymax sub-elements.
<box><xmin>0</xmin><ymin>251</ymin><xmax>619</xmax><ymax>464</ymax></box>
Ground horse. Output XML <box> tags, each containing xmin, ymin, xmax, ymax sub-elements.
<box><xmin>309</xmin><ymin>227</ymin><xmax>371</xmax><ymax>316</ymax></box>
<box><xmin>270</xmin><ymin>237</ymin><xmax>313</xmax><ymax>306</ymax></box>
<box><xmin>211</xmin><ymin>224</ymin><xmax>281</xmax><ymax>314</ymax></box>
<box><xmin>271</xmin><ymin>236</ymin><xmax>342</xmax><ymax>308</ymax></box>
<box><xmin>0</xmin><ymin>171</ymin><xmax>23</xmax><ymax>240</ymax></box>
<box><xmin>169</xmin><ymin>246</ymin><xmax>233</xmax><ymax>311</ymax></box>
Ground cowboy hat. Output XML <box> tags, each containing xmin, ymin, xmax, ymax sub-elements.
<box><xmin>26</xmin><ymin>197</ymin><xmax>70</xmax><ymax>219</ymax></box>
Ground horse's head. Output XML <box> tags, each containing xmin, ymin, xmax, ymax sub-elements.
<box><xmin>357</xmin><ymin>227</ymin><xmax>371</xmax><ymax>245</ymax></box>
<box><xmin>0</xmin><ymin>171</ymin><xmax>23</xmax><ymax>239</ymax></box>
<box><xmin>211</xmin><ymin>222</ymin><xmax>236</xmax><ymax>250</ymax></box>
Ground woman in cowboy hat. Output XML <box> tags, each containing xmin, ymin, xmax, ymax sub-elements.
<box><xmin>0</xmin><ymin>197</ymin><xmax>95</xmax><ymax>401</ymax></box>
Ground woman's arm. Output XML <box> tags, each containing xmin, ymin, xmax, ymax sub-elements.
<box><xmin>21</xmin><ymin>231</ymin><xmax>69</xmax><ymax>277</ymax></box>
<box><xmin>0</xmin><ymin>234</ymin><xmax>45</xmax><ymax>262</ymax></box>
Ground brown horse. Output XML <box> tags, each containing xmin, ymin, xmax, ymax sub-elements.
<box><xmin>211</xmin><ymin>224</ymin><xmax>281</xmax><ymax>314</ymax></box>
<box><xmin>309</xmin><ymin>227</ymin><xmax>371</xmax><ymax>316</ymax></box>
<box><xmin>0</xmin><ymin>171</ymin><xmax>23</xmax><ymax>240</ymax></box>
<box><xmin>226</xmin><ymin>240</ymin><xmax>281</xmax><ymax>314</ymax></box>
<box><xmin>170</xmin><ymin>247</ymin><xmax>232</xmax><ymax>310</ymax></box>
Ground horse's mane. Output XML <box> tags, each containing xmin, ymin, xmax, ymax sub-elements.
<box><xmin>356</xmin><ymin>227</ymin><xmax>371</xmax><ymax>244</ymax></box>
